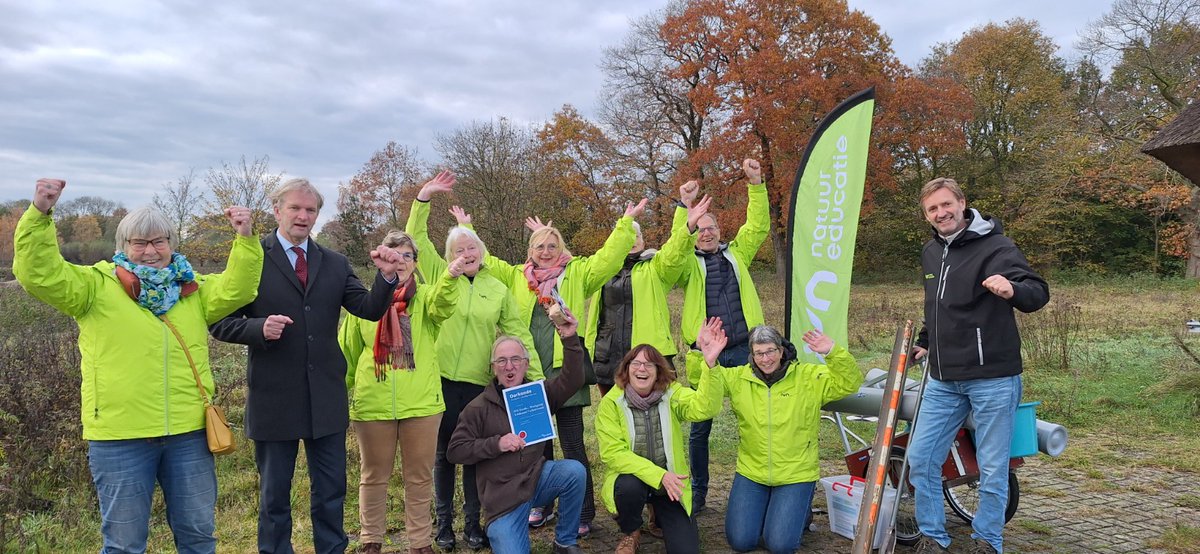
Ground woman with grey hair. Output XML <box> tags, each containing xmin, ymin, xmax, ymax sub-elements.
<box><xmin>13</xmin><ymin>178</ymin><xmax>262</xmax><ymax>553</ymax></box>
<box><xmin>405</xmin><ymin>170</ymin><xmax>541</xmax><ymax>551</ymax></box>
<box><xmin>689</xmin><ymin>319</ymin><xmax>863</xmax><ymax>554</ymax></box>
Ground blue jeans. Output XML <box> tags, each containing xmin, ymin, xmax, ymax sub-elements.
<box><xmin>908</xmin><ymin>374</ymin><xmax>1021</xmax><ymax>553</ymax></box>
<box><xmin>485</xmin><ymin>460</ymin><xmax>585</xmax><ymax>554</ymax></box>
<box><xmin>88</xmin><ymin>430</ymin><xmax>216</xmax><ymax>554</ymax></box>
<box><xmin>689</xmin><ymin>341</ymin><xmax>749</xmax><ymax>507</ymax></box>
<box><xmin>725</xmin><ymin>473</ymin><xmax>813</xmax><ymax>553</ymax></box>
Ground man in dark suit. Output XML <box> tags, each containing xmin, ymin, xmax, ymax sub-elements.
<box><xmin>210</xmin><ymin>178</ymin><xmax>402</xmax><ymax>554</ymax></box>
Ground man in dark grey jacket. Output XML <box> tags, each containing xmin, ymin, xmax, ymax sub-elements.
<box><xmin>909</xmin><ymin>178</ymin><xmax>1049</xmax><ymax>554</ymax></box>
<box><xmin>210</xmin><ymin>178</ymin><xmax>402</xmax><ymax>554</ymax></box>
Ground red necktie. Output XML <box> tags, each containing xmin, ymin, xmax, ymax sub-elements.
<box><xmin>291</xmin><ymin>246</ymin><xmax>308</xmax><ymax>288</ymax></box>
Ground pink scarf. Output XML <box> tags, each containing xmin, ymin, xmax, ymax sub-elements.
<box><xmin>523</xmin><ymin>253</ymin><xmax>572</xmax><ymax>303</ymax></box>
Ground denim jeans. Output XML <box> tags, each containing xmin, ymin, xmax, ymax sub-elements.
<box><xmin>485</xmin><ymin>460</ymin><xmax>585</xmax><ymax>554</ymax></box>
<box><xmin>88</xmin><ymin>430</ymin><xmax>216</xmax><ymax>554</ymax></box>
<box><xmin>724</xmin><ymin>472</ymin><xmax>813</xmax><ymax>554</ymax></box>
<box><xmin>689</xmin><ymin>341</ymin><xmax>749</xmax><ymax>508</ymax></box>
<box><xmin>907</xmin><ymin>374</ymin><xmax>1022</xmax><ymax>553</ymax></box>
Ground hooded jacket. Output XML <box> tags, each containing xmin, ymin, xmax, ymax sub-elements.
<box><xmin>585</xmin><ymin>213</ymin><xmax>696</xmax><ymax>377</ymax></box>
<box><xmin>481</xmin><ymin>217</ymin><xmax>636</xmax><ymax>408</ymax></box>
<box><xmin>915</xmin><ymin>209</ymin><xmax>1050</xmax><ymax>381</ymax></box>
<box><xmin>405</xmin><ymin>200</ymin><xmax>543</xmax><ymax>384</ymax></box>
<box><xmin>594</xmin><ymin>364</ymin><xmax>716</xmax><ymax>517</ymax></box>
<box><xmin>13</xmin><ymin>205</ymin><xmax>263</xmax><ymax>440</ymax></box>
<box><xmin>339</xmin><ymin>271</ymin><xmax>459</xmax><ymax>421</ymax></box>
<box><xmin>674</xmin><ymin>183</ymin><xmax>770</xmax><ymax>346</ymax></box>
<box><xmin>687</xmin><ymin>341</ymin><xmax>862</xmax><ymax>485</ymax></box>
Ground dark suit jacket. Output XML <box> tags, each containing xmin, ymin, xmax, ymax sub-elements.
<box><xmin>210</xmin><ymin>233</ymin><xmax>396</xmax><ymax>441</ymax></box>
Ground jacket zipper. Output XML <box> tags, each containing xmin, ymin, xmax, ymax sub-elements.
<box><xmin>766</xmin><ymin>384</ymin><xmax>773</xmax><ymax>483</ymax></box>
<box><xmin>643</xmin><ymin>410</ymin><xmax>656</xmax><ymax>466</ymax></box>
<box><xmin>162</xmin><ymin>320</ymin><xmax>170</xmax><ymax>435</ymax></box>
<box><xmin>453</xmin><ymin>281</ymin><xmax>474</xmax><ymax>382</ymax></box>
<box><xmin>933</xmin><ymin>244</ymin><xmax>950</xmax><ymax>380</ymax></box>
<box><xmin>976</xmin><ymin>328</ymin><xmax>984</xmax><ymax>366</ymax></box>
<box><xmin>391</xmin><ymin>367</ymin><xmax>398</xmax><ymax>418</ymax></box>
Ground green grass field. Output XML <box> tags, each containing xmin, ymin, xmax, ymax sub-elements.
<box><xmin>2</xmin><ymin>271</ymin><xmax>1199</xmax><ymax>552</ymax></box>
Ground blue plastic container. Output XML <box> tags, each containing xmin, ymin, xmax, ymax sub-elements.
<box><xmin>1010</xmin><ymin>401</ymin><xmax>1041</xmax><ymax>457</ymax></box>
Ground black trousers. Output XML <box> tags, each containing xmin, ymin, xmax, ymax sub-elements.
<box><xmin>614</xmin><ymin>474</ymin><xmax>699</xmax><ymax>554</ymax></box>
<box><xmin>254</xmin><ymin>431</ymin><xmax>348</xmax><ymax>554</ymax></box>
<box><xmin>434</xmin><ymin>378</ymin><xmax>485</xmax><ymax>532</ymax></box>
<box><xmin>537</xmin><ymin>405</ymin><xmax>596</xmax><ymax>524</ymax></box>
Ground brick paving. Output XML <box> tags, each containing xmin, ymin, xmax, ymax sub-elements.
<box><xmin>369</xmin><ymin>457</ymin><xmax>1199</xmax><ymax>553</ymax></box>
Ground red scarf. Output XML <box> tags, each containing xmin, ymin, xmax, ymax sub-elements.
<box><xmin>373</xmin><ymin>275</ymin><xmax>417</xmax><ymax>380</ymax></box>
<box><xmin>523</xmin><ymin>253</ymin><xmax>572</xmax><ymax>304</ymax></box>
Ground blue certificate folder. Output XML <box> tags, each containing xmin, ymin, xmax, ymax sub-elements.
<box><xmin>502</xmin><ymin>381</ymin><xmax>557</xmax><ymax>446</ymax></box>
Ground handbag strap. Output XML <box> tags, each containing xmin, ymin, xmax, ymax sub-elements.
<box><xmin>159</xmin><ymin>314</ymin><xmax>212</xmax><ymax>408</ymax></box>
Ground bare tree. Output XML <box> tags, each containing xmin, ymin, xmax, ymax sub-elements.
<box><xmin>349</xmin><ymin>141</ymin><xmax>424</xmax><ymax>228</ymax></box>
<box><xmin>153</xmin><ymin>169</ymin><xmax>204</xmax><ymax>244</ymax></box>
<box><xmin>436</xmin><ymin>118</ymin><xmax>548</xmax><ymax>261</ymax></box>
<box><xmin>190</xmin><ymin>155</ymin><xmax>282</xmax><ymax>264</ymax></box>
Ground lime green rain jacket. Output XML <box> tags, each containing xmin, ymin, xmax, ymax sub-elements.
<box><xmin>686</xmin><ymin>345</ymin><xmax>863</xmax><ymax>485</ymax></box>
<box><xmin>339</xmin><ymin>271</ymin><xmax>460</xmax><ymax>421</ymax></box>
<box><xmin>583</xmin><ymin>211</ymin><xmax>696</xmax><ymax>360</ymax></box>
<box><xmin>594</xmin><ymin>363</ymin><xmax>718</xmax><ymax>517</ymax></box>
<box><xmin>482</xmin><ymin>217</ymin><xmax>636</xmax><ymax>407</ymax></box>
<box><xmin>12</xmin><ymin>205</ymin><xmax>263</xmax><ymax>440</ymax></box>
<box><xmin>405</xmin><ymin>200</ymin><xmax>542</xmax><ymax>384</ymax></box>
<box><xmin>675</xmin><ymin>183</ymin><xmax>770</xmax><ymax>348</ymax></box>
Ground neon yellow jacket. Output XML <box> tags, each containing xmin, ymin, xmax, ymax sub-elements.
<box><xmin>584</xmin><ymin>212</ymin><xmax>695</xmax><ymax>359</ymax></box>
<box><xmin>12</xmin><ymin>205</ymin><xmax>263</xmax><ymax>440</ymax></box>
<box><xmin>595</xmin><ymin>364</ymin><xmax>718</xmax><ymax>517</ymax></box>
<box><xmin>406</xmin><ymin>200</ymin><xmax>543</xmax><ymax>383</ymax></box>
<box><xmin>339</xmin><ymin>271</ymin><xmax>459</xmax><ymax>421</ymax></box>
<box><xmin>675</xmin><ymin>183</ymin><xmax>770</xmax><ymax>347</ymax></box>
<box><xmin>687</xmin><ymin>345</ymin><xmax>862</xmax><ymax>485</ymax></box>
<box><xmin>483</xmin><ymin>217</ymin><xmax>636</xmax><ymax>407</ymax></box>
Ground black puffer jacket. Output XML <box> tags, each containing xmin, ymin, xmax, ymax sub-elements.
<box><xmin>915</xmin><ymin>209</ymin><xmax>1049</xmax><ymax>381</ymax></box>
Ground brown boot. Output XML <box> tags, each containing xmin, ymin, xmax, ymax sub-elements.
<box><xmin>361</xmin><ymin>543</ymin><xmax>382</xmax><ymax>554</ymax></box>
<box><xmin>615</xmin><ymin>529</ymin><xmax>641</xmax><ymax>554</ymax></box>
<box><xmin>409</xmin><ymin>547</ymin><xmax>436</xmax><ymax>554</ymax></box>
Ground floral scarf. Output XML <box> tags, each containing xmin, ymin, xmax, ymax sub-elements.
<box><xmin>112</xmin><ymin>252</ymin><xmax>196</xmax><ymax>316</ymax></box>
<box><xmin>523</xmin><ymin>253</ymin><xmax>573</xmax><ymax>303</ymax></box>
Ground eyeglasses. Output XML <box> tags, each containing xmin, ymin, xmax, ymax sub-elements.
<box><xmin>698</xmin><ymin>225</ymin><xmax>719</xmax><ymax>234</ymax></box>
<box><xmin>533</xmin><ymin>243</ymin><xmax>560</xmax><ymax>252</ymax></box>
<box><xmin>752</xmin><ymin>348</ymin><xmax>780</xmax><ymax>359</ymax></box>
<box><xmin>396</xmin><ymin>252</ymin><xmax>415</xmax><ymax>261</ymax></box>
<box><xmin>491</xmin><ymin>356</ymin><xmax>529</xmax><ymax>367</ymax></box>
<box><xmin>628</xmin><ymin>360</ymin><xmax>656</xmax><ymax>370</ymax></box>
<box><xmin>127</xmin><ymin>237</ymin><xmax>170</xmax><ymax>252</ymax></box>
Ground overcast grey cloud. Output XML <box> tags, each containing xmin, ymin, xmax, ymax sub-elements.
<box><xmin>0</xmin><ymin>0</ymin><xmax>1113</xmax><ymax>214</ymax></box>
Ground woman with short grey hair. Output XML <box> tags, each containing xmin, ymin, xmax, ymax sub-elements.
<box><xmin>14</xmin><ymin>178</ymin><xmax>262</xmax><ymax>553</ymax></box>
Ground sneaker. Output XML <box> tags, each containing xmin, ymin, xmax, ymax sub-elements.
<box><xmin>913</xmin><ymin>536</ymin><xmax>949</xmax><ymax>553</ymax></box>
<box><xmin>966</xmin><ymin>539</ymin><xmax>999</xmax><ymax>554</ymax></box>
<box><xmin>576</xmin><ymin>522</ymin><xmax>591</xmax><ymax>539</ymax></box>
<box><xmin>528</xmin><ymin>506</ymin><xmax>554</xmax><ymax>528</ymax></box>
<box><xmin>616</xmin><ymin>530</ymin><xmax>641</xmax><ymax>554</ymax></box>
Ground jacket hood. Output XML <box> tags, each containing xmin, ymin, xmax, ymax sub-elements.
<box><xmin>934</xmin><ymin>208</ymin><xmax>1001</xmax><ymax>246</ymax></box>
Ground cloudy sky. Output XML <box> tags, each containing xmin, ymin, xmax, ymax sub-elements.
<box><xmin>0</xmin><ymin>0</ymin><xmax>1114</xmax><ymax>215</ymax></box>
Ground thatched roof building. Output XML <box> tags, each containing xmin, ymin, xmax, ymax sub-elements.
<box><xmin>1143</xmin><ymin>100</ymin><xmax>1200</xmax><ymax>185</ymax></box>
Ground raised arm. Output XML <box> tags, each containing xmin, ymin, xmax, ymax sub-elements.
<box><xmin>650</xmin><ymin>195</ymin><xmax>706</xmax><ymax>285</ymax></box>
<box><xmin>197</xmin><ymin>206</ymin><xmax>264</xmax><ymax>323</ymax></box>
<box><xmin>728</xmin><ymin>159</ymin><xmax>770</xmax><ymax>260</ymax></box>
<box><xmin>575</xmin><ymin>200</ymin><xmax>643</xmax><ymax>294</ymax></box>
<box><xmin>12</xmin><ymin>179</ymin><xmax>97</xmax><ymax>317</ymax></box>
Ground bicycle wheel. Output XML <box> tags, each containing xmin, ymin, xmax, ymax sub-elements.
<box><xmin>886</xmin><ymin>447</ymin><xmax>921</xmax><ymax>546</ymax></box>
<box><xmin>943</xmin><ymin>470</ymin><xmax>1019</xmax><ymax>524</ymax></box>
